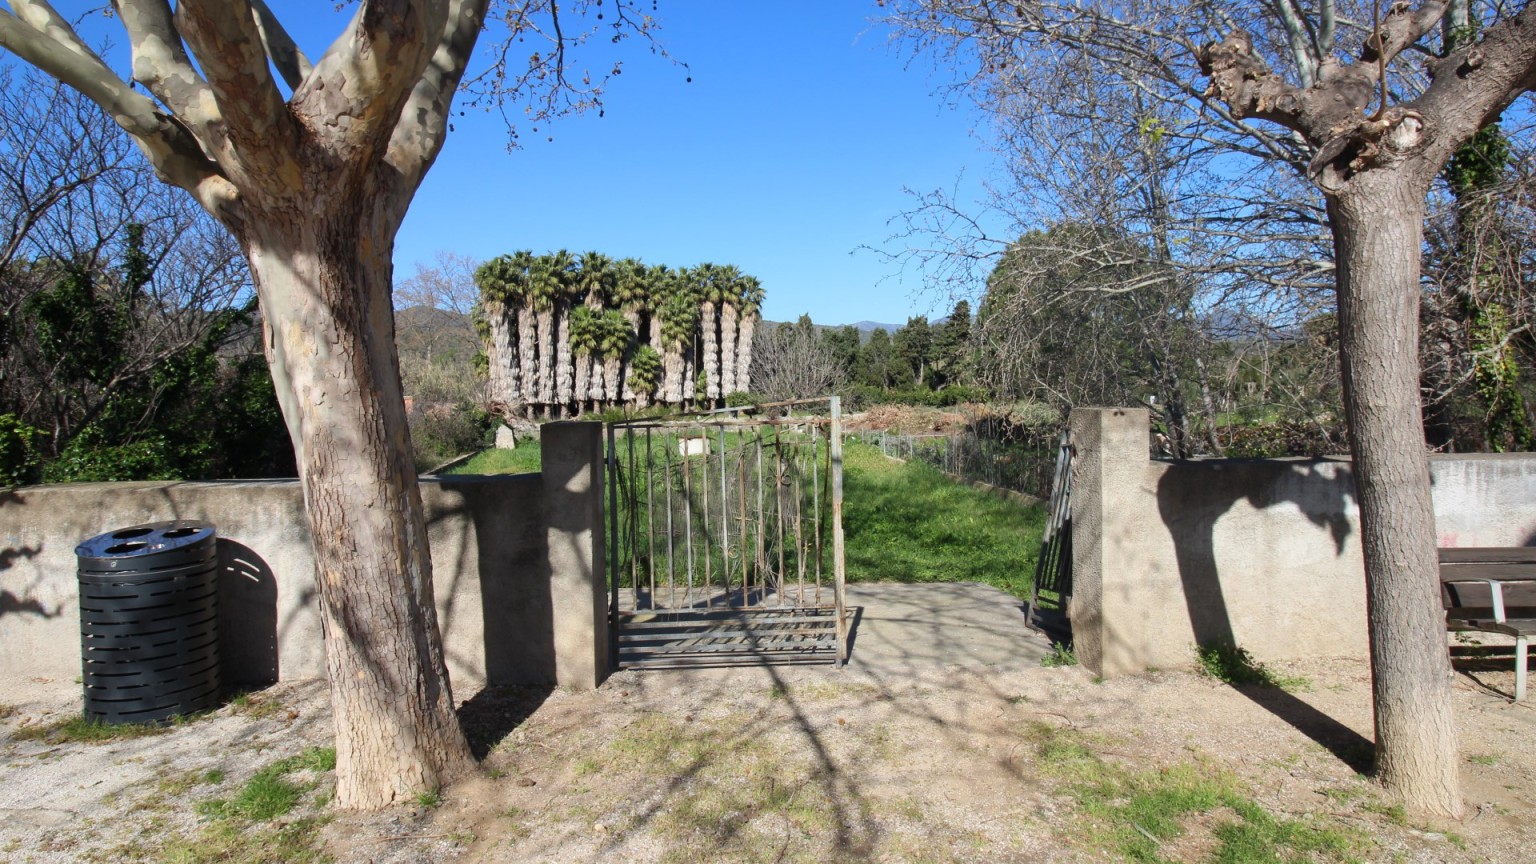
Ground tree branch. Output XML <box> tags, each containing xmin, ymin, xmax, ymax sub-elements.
<box><xmin>250</xmin><ymin>0</ymin><xmax>314</xmax><ymax>92</ymax></box>
<box><xmin>176</xmin><ymin>0</ymin><xmax>298</xmax><ymax>186</ymax></box>
<box><xmin>110</xmin><ymin>1</ymin><xmax>227</xmax><ymax>162</ymax></box>
<box><xmin>0</xmin><ymin>3</ymin><xmax>234</xmax><ymax>217</ymax></box>
<box><xmin>382</xmin><ymin>0</ymin><xmax>490</xmax><ymax>221</ymax></box>
<box><xmin>292</xmin><ymin>0</ymin><xmax>442</xmax><ymax>164</ymax></box>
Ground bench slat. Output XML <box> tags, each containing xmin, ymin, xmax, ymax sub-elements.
<box><xmin>1438</xmin><ymin>547</ymin><xmax>1536</xmax><ymax>564</ymax></box>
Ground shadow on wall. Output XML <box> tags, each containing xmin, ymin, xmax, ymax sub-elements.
<box><xmin>431</xmin><ymin>476</ymin><xmax>556</xmax><ymax>688</ymax></box>
<box><xmin>218</xmin><ymin>538</ymin><xmax>279</xmax><ymax>687</ymax></box>
<box><xmin>1156</xmin><ymin>458</ymin><xmax>1373</xmax><ymax>770</ymax></box>
<box><xmin>0</xmin><ymin>489</ymin><xmax>50</xmax><ymax>620</ymax></box>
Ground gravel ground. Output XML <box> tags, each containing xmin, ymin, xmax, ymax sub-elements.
<box><xmin>2</xmin><ymin>586</ymin><xmax>1532</xmax><ymax>863</ymax></box>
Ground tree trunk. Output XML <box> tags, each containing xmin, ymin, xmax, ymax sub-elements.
<box><xmin>535</xmin><ymin>307</ymin><xmax>554</xmax><ymax>408</ymax></box>
<box><xmin>556</xmin><ymin>302</ymin><xmax>574</xmax><ymax>410</ymax></box>
<box><xmin>720</xmin><ymin>304</ymin><xmax>739</xmax><ymax>398</ymax></box>
<box><xmin>701</xmin><ymin>300</ymin><xmax>719</xmax><ymax>404</ymax></box>
<box><xmin>518</xmin><ymin>300</ymin><xmax>538</xmax><ymax>417</ymax></box>
<box><xmin>603</xmin><ymin>355</ymin><xmax>622</xmax><ymax>406</ymax></box>
<box><xmin>735</xmin><ymin>314</ymin><xmax>757</xmax><ymax>394</ymax></box>
<box><xmin>575</xmin><ymin>350</ymin><xmax>592</xmax><ymax>410</ymax></box>
<box><xmin>663</xmin><ymin>345</ymin><xmax>683</xmax><ymax>405</ymax></box>
<box><xmin>682</xmin><ymin>341</ymin><xmax>697</xmax><ymax>407</ymax></box>
<box><xmin>1328</xmin><ymin>175</ymin><xmax>1463</xmax><ymax>820</ymax></box>
<box><xmin>247</xmin><ymin>211</ymin><xmax>473</xmax><ymax>810</ymax></box>
<box><xmin>620</xmin><ymin>310</ymin><xmax>642</xmax><ymax>402</ymax></box>
<box><xmin>485</xmin><ymin>300</ymin><xmax>519</xmax><ymax>407</ymax></box>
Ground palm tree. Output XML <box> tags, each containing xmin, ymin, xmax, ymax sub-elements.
<box><xmin>596</xmin><ymin>310</ymin><xmax>632</xmax><ymax>408</ymax></box>
<box><xmin>715</xmin><ymin>265</ymin><xmax>745</xmax><ymax>401</ymax></box>
<box><xmin>658</xmin><ymin>270</ymin><xmax>699</xmax><ymax>405</ymax></box>
<box><xmin>543</xmin><ymin>249</ymin><xmax>578</xmax><ymax>413</ymax></box>
<box><xmin>694</xmin><ymin>262</ymin><xmax>725</xmax><ymax>407</ymax></box>
<box><xmin>568</xmin><ymin>305</ymin><xmax>600</xmax><ymax>413</ymax></box>
<box><xmin>529</xmin><ymin>252</ymin><xmax>569</xmax><ymax>413</ymax></box>
<box><xmin>734</xmin><ymin>275</ymin><xmax>764</xmax><ymax>394</ymax></box>
<box><xmin>627</xmin><ymin>344</ymin><xmax>662</xmax><ymax>409</ymax></box>
<box><xmin>574</xmin><ymin>252</ymin><xmax>614</xmax><ymax>406</ymax></box>
<box><xmin>644</xmin><ymin>263</ymin><xmax>673</xmax><ymax>399</ymax></box>
<box><xmin>473</xmin><ymin>255</ymin><xmax>522</xmax><ymax>410</ymax></box>
<box><xmin>612</xmin><ymin>258</ymin><xmax>649</xmax><ymax>402</ymax></box>
<box><xmin>502</xmin><ymin>250</ymin><xmax>537</xmax><ymax>416</ymax></box>
<box><xmin>676</xmin><ymin>267</ymin><xmax>704</xmax><ymax>405</ymax></box>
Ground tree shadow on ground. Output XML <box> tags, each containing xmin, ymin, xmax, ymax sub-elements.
<box><xmin>457</xmin><ymin>684</ymin><xmax>556</xmax><ymax>760</ymax></box>
<box><xmin>1157</xmin><ymin>458</ymin><xmax>1374</xmax><ymax>773</ymax></box>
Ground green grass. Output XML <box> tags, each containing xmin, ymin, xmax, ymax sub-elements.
<box><xmin>198</xmin><ymin>747</ymin><xmax>336</xmax><ymax>822</ymax></box>
<box><xmin>1196</xmin><ymin>644</ymin><xmax>1311</xmax><ymax>692</ymax></box>
<box><xmin>1024</xmin><ymin>722</ymin><xmax>1360</xmax><ymax>862</ymax></box>
<box><xmin>442</xmin><ymin>443</ymin><xmax>542</xmax><ymax>475</ymax></box>
<box><xmin>843</xmin><ymin>440</ymin><xmax>1047</xmax><ymax>598</ymax></box>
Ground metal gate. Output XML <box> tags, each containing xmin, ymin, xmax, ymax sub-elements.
<box><xmin>605</xmin><ymin>397</ymin><xmax>849</xmax><ymax>667</ymax></box>
<box><xmin>1028</xmin><ymin>429</ymin><xmax>1073</xmax><ymax>645</ymax></box>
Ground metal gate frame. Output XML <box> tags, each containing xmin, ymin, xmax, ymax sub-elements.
<box><xmin>1028</xmin><ymin>429</ymin><xmax>1073</xmax><ymax>645</ymax></box>
<box><xmin>605</xmin><ymin>396</ymin><xmax>849</xmax><ymax>668</ymax></box>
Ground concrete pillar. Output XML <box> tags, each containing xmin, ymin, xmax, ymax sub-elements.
<box><xmin>1068</xmin><ymin>407</ymin><xmax>1150</xmax><ymax>678</ymax></box>
<box><xmin>540</xmin><ymin>422</ymin><xmax>609</xmax><ymax>689</ymax></box>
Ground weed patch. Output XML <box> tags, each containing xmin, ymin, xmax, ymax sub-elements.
<box><xmin>228</xmin><ymin>690</ymin><xmax>284</xmax><ymax>720</ymax></box>
<box><xmin>1040</xmin><ymin>643</ymin><xmax>1078</xmax><ymax>667</ymax></box>
<box><xmin>1195</xmin><ymin>644</ymin><xmax>1310</xmax><ymax>691</ymax></box>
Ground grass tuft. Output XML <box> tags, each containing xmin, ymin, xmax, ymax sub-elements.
<box><xmin>199</xmin><ymin>746</ymin><xmax>337</xmax><ymax>823</ymax></box>
<box><xmin>1023</xmin><ymin>722</ymin><xmax>1359</xmax><ymax>862</ymax></box>
<box><xmin>13</xmin><ymin>713</ymin><xmax>169</xmax><ymax>744</ymax></box>
<box><xmin>1040</xmin><ymin>643</ymin><xmax>1078</xmax><ymax>667</ymax></box>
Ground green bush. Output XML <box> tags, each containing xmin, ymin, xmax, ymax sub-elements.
<box><xmin>42</xmin><ymin>434</ymin><xmax>180</xmax><ymax>482</ymax></box>
<box><xmin>0</xmin><ymin>414</ymin><xmax>44</xmax><ymax>487</ymax></box>
<box><xmin>409</xmin><ymin>401</ymin><xmax>493</xmax><ymax>471</ymax></box>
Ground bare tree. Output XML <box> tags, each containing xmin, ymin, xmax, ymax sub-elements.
<box><xmin>751</xmin><ymin>315</ymin><xmax>847</xmax><ymax>402</ymax></box>
<box><xmin>0</xmin><ymin>0</ymin><xmax>665</xmax><ymax>808</ymax></box>
<box><xmin>1</xmin><ymin>66</ymin><xmax>253</xmax><ymax>459</ymax></box>
<box><xmin>888</xmin><ymin>0</ymin><xmax>1536</xmax><ymax>816</ymax></box>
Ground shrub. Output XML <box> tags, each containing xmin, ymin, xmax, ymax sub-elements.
<box><xmin>0</xmin><ymin>414</ymin><xmax>44</xmax><ymax>487</ymax></box>
<box><xmin>42</xmin><ymin>434</ymin><xmax>179</xmax><ymax>482</ymax></box>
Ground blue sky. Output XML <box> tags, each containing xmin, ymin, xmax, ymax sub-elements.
<box><xmin>32</xmin><ymin>2</ymin><xmax>999</xmax><ymax>326</ymax></box>
<box><xmin>352</xmin><ymin>2</ymin><xmax>995</xmax><ymax>326</ymax></box>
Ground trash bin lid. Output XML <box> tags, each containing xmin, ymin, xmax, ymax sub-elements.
<box><xmin>76</xmin><ymin>520</ymin><xmax>217</xmax><ymax>571</ymax></box>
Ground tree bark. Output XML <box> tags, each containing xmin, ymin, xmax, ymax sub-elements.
<box><xmin>555</xmin><ymin>302</ymin><xmax>574</xmax><ymax>410</ymax></box>
<box><xmin>701</xmin><ymin>300</ymin><xmax>719</xmax><ymax>404</ymax></box>
<box><xmin>518</xmin><ymin>300</ymin><xmax>538</xmax><ymax>417</ymax></box>
<box><xmin>720</xmin><ymin>303</ymin><xmax>739</xmax><ymax>398</ymax></box>
<box><xmin>535</xmin><ymin>307</ymin><xmax>555</xmax><ymax>408</ymax></box>
<box><xmin>485</xmin><ymin>300</ymin><xmax>519</xmax><ymax>406</ymax></box>
<box><xmin>246</xmin><ymin>202</ymin><xmax>473</xmax><ymax>810</ymax></box>
<box><xmin>1329</xmin><ymin>175</ymin><xmax>1463</xmax><ymax>820</ymax></box>
<box><xmin>735</xmin><ymin>313</ymin><xmax>757</xmax><ymax>395</ymax></box>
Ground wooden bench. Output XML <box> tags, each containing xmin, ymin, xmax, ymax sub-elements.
<box><xmin>1439</xmin><ymin>548</ymin><xmax>1536</xmax><ymax>701</ymax></box>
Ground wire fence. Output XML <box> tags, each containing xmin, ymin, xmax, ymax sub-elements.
<box><xmin>862</xmin><ymin>429</ymin><xmax>1059</xmax><ymax>499</ymax></box>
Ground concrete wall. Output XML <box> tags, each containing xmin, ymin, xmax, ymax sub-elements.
<box><xmin>1069</xmin><ymin>408</ymin><xmax>1536</xmax><ymax>677</ymax></box>
<box><xmin>0</xmin><ymin>423</ymin><xmax>608</xmax><ymax>696</ymax></box>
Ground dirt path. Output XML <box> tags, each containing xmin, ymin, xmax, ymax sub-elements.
<box><xmin>3</xmin><ymin>582</ymin><xmax>1532</xmax><ymax>863</ymax></box>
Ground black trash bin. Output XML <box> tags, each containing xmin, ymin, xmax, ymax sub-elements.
<box><xmin>76</xmin><ymin>520</ymin><xmax>221</xmax><ymax>724</ymax></box>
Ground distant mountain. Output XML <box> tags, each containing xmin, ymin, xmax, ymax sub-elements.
<box><xmin>850</xmin><ymin>320</ymin><xmax>901</xmax><ymax>334</ymax></box>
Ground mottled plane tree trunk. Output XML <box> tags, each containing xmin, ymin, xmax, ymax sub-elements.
<box><xmin>0</xmin><ymin>0</ymin><xmax>654</xmax><ymax>809</ymax></box>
